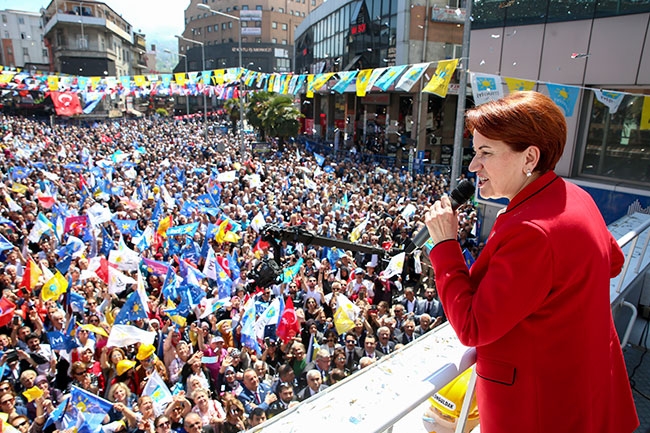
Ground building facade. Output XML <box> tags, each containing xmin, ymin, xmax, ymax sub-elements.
<box><xmin>0</xmin><ymin>9</ymin><xmax>49</xmax><ymax>71</ymax></box>
<box><xmin>41</xmin><ymin>0</ymin><xmax>147</xmax><ymax>77</ymax></box>
<box><xmin>295</xmin><ymin>0</ymin><xmax>650</xmax><ymax>224</ymax></box>
<box><xmin>175</xmin><ymin>0</ymin><xmax>324</xmax><ymax>76</ymax></box>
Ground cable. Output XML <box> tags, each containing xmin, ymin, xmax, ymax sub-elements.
<box><xmin>628</xmin><ymin>318</ymin><xmax>650</xmax><ymax>401</ymax></box>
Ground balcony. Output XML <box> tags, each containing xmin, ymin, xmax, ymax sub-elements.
<box><xmin>44</xmin><ymin>12</ymin><xmax>133</xmax><ymax>44</ymax></box>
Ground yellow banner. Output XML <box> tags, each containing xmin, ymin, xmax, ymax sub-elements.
<box><xmin>641</xmin><ymin>96</ymin><xmax>650</xmax><ymax>131</ymax></box>
<box><xmin>356</xmin><ymin>69</ymin><xmax>373</xmax><ymax>97</ymax></box>
<box><xmin>90</xmin><ymin>76</ymin><xmax>102</xmax><ymax>90</ymax></box>
<box><xmin>211</xmin><ymin>69</ymin><xmax>225</xmax><ymax>85</ymax></box>
<box><xmin>422</xmin><ymin>59</ymin><xmax>458</xmax><ymax>97</ymax></box>
<box><xmin>174</xmin><ymin>73</ymin><xmax>186</xmax><ymax>86</ymax></box>
<box><xmin>133</xmin><ymin>75</ymin><xmax>147</xmax><ymax>87</ymax></box>
<box><xmin>504</xmin><ymin>76</ymin><xmax>536</xmax><ymax>93</ymax></box>
<box><xmin>47</xmin><ymin>75</ymin><xmax>59</xmax><ymax>91</ymax></box>
<box><xmin>305</xmin><ymin>75</ymin><xmax>314</xmax><ymax>98</ymax></box>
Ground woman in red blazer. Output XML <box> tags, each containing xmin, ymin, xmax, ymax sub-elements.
<box><xmin>424</xmin><ymin>91</ymin><xmax>638</xmax><ymax>433</ymax></box>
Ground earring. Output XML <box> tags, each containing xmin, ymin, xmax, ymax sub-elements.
<box><xmin>526</xmin><ymin>170</ymin><xmax>532</xmax><ymax>178</ymax></box>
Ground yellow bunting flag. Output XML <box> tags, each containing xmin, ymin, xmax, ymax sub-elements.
<box><xmin>356</xmin><ymin>69</ymin><xmax>373</xmax><ymax>97</ymax></box>
<box><xmin>47</xmin><ymin>75</ymin><xmax>59</xmax><ymax>91</ymax></box>
<box><xmin>503</xmin><ymin>76</ymin><xmax>536</xmax><ymax>93</ymax></box>
<box><xmin>641</xmin><ymin>96</ymin><xmax>650</xmax><ymax>131</ymax></box>
<box><xmin>211</xmin><ymin>69</ymin><xmax>225</xmax><ymax>85</ymax></box>
<box><xmin>133</xmin><ymin>75</ymin><xmax>147</xmax><ymax>87</ymax></box>
<box><xmin>174</xmin><ymin>73</ymin><xmax>186</xmax><ymax>86</ymax></box>
<box><xmin>306</xmin><ymin>74</ymin><xmax>314</xmax><ymax>98</ymax></box>
<box><xmin>422</xmin><ymin>59</ymin><xmax>459</xmax><ymax>97</ymax></box>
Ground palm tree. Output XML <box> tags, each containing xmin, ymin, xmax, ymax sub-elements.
<box><xmin>244</xmin><ymin>92</ymin><xmax>303</xmax><ymax>149</ymax></box>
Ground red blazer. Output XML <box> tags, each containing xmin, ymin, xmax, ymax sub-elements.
<box><xmin>430</xmin><ymin>171</ymin><xmax>638</xmax><ymax>433</ymax></box>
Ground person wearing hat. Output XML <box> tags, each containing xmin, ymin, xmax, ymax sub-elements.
<box><xmin>196</xmin><ymin>332</ymin><xmax>228</xmax><ymax>384</ymax></box>
<box><xmin>134</xmin><ymin>343</ymin><xmax>168</xmax><ymax>394</ymax></box>
<box><xmin>346</xmin><ymin>268</ymin><xmax>374</xmax><ymax>300</ymax></box>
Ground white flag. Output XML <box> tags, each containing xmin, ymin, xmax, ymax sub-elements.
<box><xmin>108</xmin><ymin>267</ymin><xmax>136</xmax><ymax>294</ymax></box>
<box><xmin>470</xmin><ymin>72</ymin><xmax>504</xmax><ymax>106</ymax></box>
<box><xmin>383</xmin><ymin>252</ymin><xmax>405</xmax><ymax>279</ymax></box>
<box><xmin>142</xmin><ymin>370</ymin><xmax>173</xmax><ymax>416</ymax></box>
<box><xmin>254</xmin><ymin>298</ymin><xmax>282</xmax><ymax>340</ymax></box>
<box><xmin>106</xmin><ymin>324</ymin><xmax>156</xmax><ymax>347</ymax></box>
<box><xmin>333</xmin><ymin>294</ymin><xmax>360</xmax><ymax>334</ymax></box>
<box><xmin>217</xmin><ymin>170</ymin><xmax>237</xmax><ymax>183</ymax></box>
<box><xmin>86</xmin><ymin>203</ymin><xmax>113</xmax><ymax>226</ymax></box>
<box><xmin>250</xmin><ymin>211</ymin><xmax>266</xmax><ymax>233</ymax></box>
<box><xmin>203</xmin><ymin>247</ymin><xmax>218</xmax><ymax>281</ymax></box>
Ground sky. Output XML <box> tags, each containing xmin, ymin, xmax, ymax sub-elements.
<box><xmin>0</xmin><ymin>0</ymin><xmax>187</xmax><ymax>52</ymax></box>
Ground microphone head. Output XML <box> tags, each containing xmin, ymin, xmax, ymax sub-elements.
<box><xmin>450</xmin><ymin>179</ymin><xmax>475</xmax><ymax>209</ymax></box>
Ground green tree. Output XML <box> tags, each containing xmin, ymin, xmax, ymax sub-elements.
<box><xmin>245</xmin><ymin>91</ymin><xmax>273</xmax><ymax>140</ymax></box>
<box><xmin>223</xmin><ymin>97</ymin><xmax>241</xmax><ymax>135</ymax></box>
<box><xmin>244</xmin><ymin>92</ymin><xmax>302</xmax><ymax>148</ymax></box>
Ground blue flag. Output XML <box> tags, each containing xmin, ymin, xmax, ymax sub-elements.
<box><xmin>283</xmin><ymin>258</ymin><xmax>304</xmax><ymax>284</ymax></box>
<box><xmin>462</xmin><ymin>248</ymin><xmax>475</xmax><ymax>269</ymax></box>
<box><xmin>0</xmin><ymin>233</ymin><xmax>14</xmax><ymax>253</ymax></box>
<box><xmin>113</xmin><ymin>291</ymin><xmax>148</xmax><ymax>324</ymax></box>
<box><xmin>240</xmin><ymin>302</ymin><xmax>261</xmax><ymax>355</ymax></box>
<box><xmin>166</xmin><ymin>222</ymin><xmax>200</xmax><ymax>237</ymax></box>
<box><xmin>161</xmin><ymin>266</ymin><xmax>179</xmax><ymax>300</ymax></box>
<box><xmin>68</xmin><ymin>385</ymin><xmax>113</xmax><ymax>432</ymax></box>
<box><xmin>100</xmin><ymin>226</ymin><xmax>115</xmax><ymax>257</ymax></box>
<box><xmin>113</xmin><ymin>219</ymin><xmax>140</xmax><ymax>236</ymax></box>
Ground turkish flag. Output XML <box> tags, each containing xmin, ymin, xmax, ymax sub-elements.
<box><xmin>276</xmin><ymin>296</ymin><xmax>301</xmax><ymax>343</ymax></box>
<box><xmin>0</xmin><ymin>298</ymin><xmax>16</xmax><ymax>328</ymax></box>
<box><xmin>50</xmin><ymin>91</ymin><xmax>82</xmax><ymax>116</ymax></box>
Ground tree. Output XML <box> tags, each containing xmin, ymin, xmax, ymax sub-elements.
<box><xmin>244</xmin><ymin>92</ymin><xmax>303</xmax><ymax>149</ymax></box>
<box><xmin>223</xmin><ymin>97</ymin><xmax>241</xmax><ymax>135</ymax></box>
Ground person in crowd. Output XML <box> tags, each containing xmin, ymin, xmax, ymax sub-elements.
<box><xmin>423</xmin><ymin>91</ymin><xmax>638</xmax><ymax>433</ymax></box>
<box><xmin>247</xmin><ymin>407</ymin><xmax>267</xmax><ymax>428</ymax></box>
<box><xmin>237</xmin><ymin>368</ymin><xmax>276</xmax><ymax>415</ymax></box>
<box><xmin>266</xmin><ymin>381</ymin><xmax>297</xmax><ymax>418</ymax></box>
<box><xmin>296</xmin><ymin>369</ymin><xmax>328</xmax><ymax>402</ymax></box>
<box><xmin>190</xmin><ymin>387</ymin><xmax>226</xmax><ymax>430</ymax></box>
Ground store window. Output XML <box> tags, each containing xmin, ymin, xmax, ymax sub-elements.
<box><xmin>580</xmin><ymin>90</ymin><xmax>650</xmax><ymax>185</ymax></box>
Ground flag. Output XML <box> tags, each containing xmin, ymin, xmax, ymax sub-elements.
<box><xmin>63</xmin><ymin>215</ymin><xmax>89</xmax><ymax>236</ymax></box>
<box><xmin>28</xmin><ymin>212</ymin><xmax>55</xmax><ymax>243</ymax></box>
<box><xmin>355</xmin><ymin>68</ymin><xmax>373</xmax><ymax>97</ymax></box>
<box><xmin>0</xmin><ymin>298</ymin><xmax>16</xmax><ymax>328</ymax></box>
<box><xmin>593</xmin><ymin>89</ymin><xmax>625</xmax><ymax>114</ymax></box>
<box><xmin>0</xmin><ymin>233</ymin><xmax>14</xmax><ymax>253</ymax></box>
<box><xmin>203</xmin><ymin>247</ymin><xmax>219</xmax><ymax>280</ymax></box>
<box><xmin>395</xmin><ymin>63</ymin><xmax>429</xmax><ymax>92</ymax></box>
<box><xmin>161</xmin><ymin>266</ymin><xmax>180</xmax><ymax>300</ymax></box>
<box><xmin>383</xmin><ymin>252</ymin><xmax>405</xmax><ymax>279</ymax></box>
<box><xmin>546</xmin><ymin>83</ymin><xmax>580</xmax><ymax>117</ymax></box>
<box><xmin>422</xmin><ymin>59</ymin><xmax>459</xmax><ymax>97</ymax></box>
<box><xmin>462</xmin><ymin>248</ymin><xmax>475</xmax><ymax>269</ymax></box>
<box><xmin>44</xmin><ymin>399</ymin><xmax>69</xmax><ymax>430</ymax></box>
<box><xmin>113</xmin><ymin>219</ymin><xmax>140</xmax><ymax>236</ymax></box>
<box><xmin>99</xmin><ymin>226</ymin><xmax>115</xmax><ymax>258</ymax></box>
<box><xmin>68</xmin><ymin>385</ymin><xmax>113</xmax><ymax>432</ymax></box>
<box><xmin>374</xmin><ymin>65</ymin><xmax>408</xmax><ymax>91</ymax></box>
<box><xmin>642</xmin><ymin>96</ymin><xmax>650</xmax><ymax>131</ymax></box>
<box><xmin>470</xmin><ymin>72</ymin><xmax>504</xmax><ymax>105</ymax></box>
<box><xmin>282</xmin><ymin>257</ymin><xmax>304</xmax><ymax>284</ymax></box>
<box><xmin>20</xmin><ymin>257</ymin><xmax>43</xmax><ymax>291</ymax></box>
<box><xmin>22</xmin><ymin>386</ymin><xmax>44</xmax><ymax>402</ymax></box>
<box><xmin>253</xmin><ymin>236</ymin><xmax>270</xmax><ymax>258</ymax></box>
<box><xmin>216</xmin><ymin>170</ymin><xmax>237</xmax><ymax>183</ymax></box>
<box><xmin>108</xmin><ymin>266</ymin><xmax>136</xmax><ymax>294</ymax></box>
<box><xmin>68</xmin><ymin>291</ymin><xmax>86</xmax><ymax>313</ymax></box>
<box><xmin>254</xmin><ymin>297</ymin><xmax>283</xmax><ymax>340</ymax></box>
<box><xmin>276</xmin><ymin>296</ymin><xmax>300</xmax><ymax>343</ymax></box>
<box><xmin>157</xmin><ymin>215</ymin><xmax>172</xmax><ymax>238</ymax></box>
<box><xmin>41</xmin><ymin>271</ymin><xmax>68</xmax><ymax>302</ymax></box>
<box><xmin>10</xmin><ymin>182</ymin><xmax>28</xmax><ymax>194</ymax></box>
<box><xmin>86</xmin><ymin>203</ymin><xmax>113</xmax><ymax>226</ymax></box>
<box><xmin>331</xmin><ymin>70</ymin><xmax>358</xmax><ymax>94</ymax></box>
<box><xmin>50</xmin><ymin>91</ymin><xmax>83</xmax><ymax>116</ymax></box>
<box><xmin>503</xmin><ymin>76</ymin><xmax>536</xmax><ymax>93</ymax></box>
<box><xmin>113</xmin><ymin>290</ymin><xmax>148</xmax><ymax>324</ymax></box>
<box><xmin>313</xmin><ymin>153</ymin><xmax>325</xmax><ymax>167</ymax></box>
<box><xmin>142</xmin><ymin>257</ymin><xmax>170</xmax><ymax>277</ymax></box>
<box><xmin>228</xmin><ymin>251</ymin><xmax>240</xmax><ymax>282</ymax></box>
<box><xmin>214</xmin><ymin>259</ymin><xmax>234</xmax><ymax>299</ymax></box>
<box><xmin>47</xmin><ymin>330</ymin><xmax>77</xmax><ymax>351</ymax></box>
<box><xmin>199</xmin><ymin>297</ymin><xmax>231</xmax><ymax>319</ymax></box>
<box><xmin>142</xmin><ymin>370</ymin><xmax>173</xmax><ymax>416</ymax></box>
<box><xmin>166</xmin><ymin>222</ymin><xmax>199</xmax><ymax>237</ymax></box>
<box><xmin>250</xmin><ymin>212</ymin><xmax>266</xmax><ymax>233</ymax></box>
<box><xmin>82</xmin><ymin>92</ymin><xmax>104</xmax><ymax>114</ymax></box>
<box><xmin>240</xmin><ymin>299</ymin><xmax>261</xmax><ymax>354</ymax></box>
<box><xmin>349</xmin><ymin>217</ymin><xmax>369</xmax><ymax>243</ymax></box>
<box><xmin>333</xmin><ymin>294</ymin><xmax>359</xmax><ymax>334</ymax></box>
<box><xmin>106</xmin><ymin>324</ymin><xmax>156</xmax><ymax>348</ymax></box>
<box><xmin>108</xmin><ymin>238</ymin><xmax>140</xmax><ymax>271</ymax></box>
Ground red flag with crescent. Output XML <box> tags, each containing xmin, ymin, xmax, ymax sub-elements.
<box><xmin>50</xmin><ymin>91</ymin><xmax>82</xmax><ymax>116</ymax></box>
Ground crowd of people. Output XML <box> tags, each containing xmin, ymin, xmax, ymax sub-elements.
<box><xmin>0</xmin><ymin>113</ymin><xmax>479</xmax><ymax>433</ymax></box>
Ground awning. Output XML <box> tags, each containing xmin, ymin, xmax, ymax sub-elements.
<box><xmin>343</xmin><ymin>55</ymin><xmax>363</xmax><ymax>71</ymax></box>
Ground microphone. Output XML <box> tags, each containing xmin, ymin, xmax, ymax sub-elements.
<box><xmin>404</xmin><ymin>179</ymin><xmax>475</xmax><ymax>254</ymax></box>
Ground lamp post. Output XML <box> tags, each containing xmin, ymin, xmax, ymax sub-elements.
<box><xmin>175</xmin><ymin>34</ymin><xmax>207</xmax><ymax>140</ymax></box>
<box><xmin>164</xmin><ymin>49</ymin><xmax>190</xmax><ymax>116</ymax></box>
<box><xmin>197</xmin><ymin>3</ymin><xmax>245</xmax><ymax>156</ymax></box>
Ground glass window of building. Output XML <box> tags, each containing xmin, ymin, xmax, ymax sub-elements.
<box><xmin>228</xmin><ymin>22</ymin><xmax>232</xmax><ymax>28</ymax></box>
<box><xmin>242</xmin><ymin>21</ymin><xmax>248</xmax><ymax>27</ymax></box>
<box><xmin>580</xmin><ymin>90</ymin><xmax>650</xmax><ymax>185</ymax></box>
<box><xmin>222</xmin><ymin>22</ymin><xmax>227</xmax><ymax>30</ymax></box>
<box><xmin>242</xmin><ymin>5</ymin><xmax>249</xmax><ymax>9</ymax></box>
<box><xmin>282</xmin><ymin>23</ymin><xmax>288</xmax><ymax>30</ymax></box>
<box><xmin>279</xmin><ymin>7</ymin><xmax>285</xmax><ymax>13</ymax></box>
<box><xmin>282</xmin><ymin>39</ymin><xmax>287</xmax><ymax>45</ymax></box>
<box><xmin>256</xmin><ymin>37</ymin><xmax>262</xmax><ymax>42</ymax></box>
<box><xmin>256</xmin><ymin>5</ymin><xmax>263</xmax><ymax>10</ymax></box>
<box><xmin>214</xmin><ymin>24</ymin><xmax>219</xmax><ymax>31</ymax></box>
<box><xmin>272</xmin><ymin>38</ymin><xmax>277</xmax><ymax>43</ymax></box>
<box><xmin>272</xmin><ymin>21</ymin><xmax>277</xmax><ymax>28</ymax></box>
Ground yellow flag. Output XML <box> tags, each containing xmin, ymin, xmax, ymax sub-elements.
<box><xmin>90</xmin><ymin>76</ymin><xmax>102</xmax><ymax>90</ymax></box>
<box><xmin>422</xmin><ymin>59</ymin><xmax>459</xmax><ymax>97</ymax></box>
<box><xmin>174</xmin><ymin>73</ymin><xmax>187</xmax><ymax>86</ymax></box>
<box><xmin>47</xmin><ymin>75</ymin><xmax>59</xmax><ymax>91</ymax></box>
<box><xmin>22</xmin><ymin>386</ymin><xmax>44</xmax><ymax>403</ymax></box>
<box><xmin>0</xmin><ymin>73</ymin><xmax>15</xmax><ymax>84</ymax></box>
<box><xmin>310</xmin><ymin>73</ymin><xmax>336</xmax><ymax>93</ymax></box>
<box><xmin>356</xmin><ymin>69</ymin><xmax>373</xmax><ymax>97</ymax></box>
<box><xmin>41</xmin><ymin>270</ymin><xmax>68</xmax><ymax>302</ymax></box>
<box><xmin>79</xmin><ymin>323</ymin><xmax>109</xmax><ymax>337</ymax></box>
<box><xmin>641</xmin><ymin>96</ymin><xmax>650</xmax><ymax>131</ymax></box>
<box><xmin>503</xmin><ymin>76</ymin><xmax>536</xmax><ymax>93</ymax></box>
<box><xmin>215</xmin><ymin>220</ymin><xmax>230</xmax><ymax>244</ymax></box>
<box><xmin>267</xmin><ymin>74</ymin><xmax>276</xmax><ymax>92</ymax></box>
<box><xmin>10</xmin><ymin>182</ymin><xmax>28</xmax><ymax>194</ymax></box>
<box><xmin>212</xmin><ymin>69</ymin><xmax>225</xmax><ymax>85</ymax></box>
<box><xmin>333</xmin><ymin>294</ymin><xmax>359</xmax><ymax>334</ymax></box>
<box><xmin>223</xmin><ymin>231</ymin><xmax>241</xmax><ymax>243</ymax></box>
<box><xmin>133</xmin><ymin>75</ymin><xmax>147</xmax><ymax>87</ymax></box>
<box><xmin>306</xmin><ymin>74</ymin><xmax>315</xmax><ymax>98</ymax></box>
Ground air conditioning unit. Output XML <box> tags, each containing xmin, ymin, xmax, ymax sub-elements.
<box><xmin>430</xmin><ymin>136</ymin><xmax>442</xmax><ymax>145</ymax></box>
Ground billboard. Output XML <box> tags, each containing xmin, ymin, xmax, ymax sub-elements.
<box><xmin>240</xmin><ymin>10</ymin><xmax>262</xmax><ymax>21</ymax></box>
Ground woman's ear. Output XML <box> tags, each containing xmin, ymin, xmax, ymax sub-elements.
<box><xmin>525</xmin><ymin>145</ymin><xmax>541</xmax><ymax>171</ymax></box>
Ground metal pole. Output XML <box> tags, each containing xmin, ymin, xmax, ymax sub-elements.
<box><xmin>450</xmin><ymin>0</ymin><xmax>473</xmax><ymax>190</ymax></box>
<box><xmin>183</xmin><ymin>54</ymin><xmax>189</xmax><ymax>116</ymax></box>
<box><xmin>238</xmin><ymin>19</ymin><xmax>245</xmax><ymax>156</ymax></box>
<box><xmin>201</xmin><ymin>44</ymin><xmax>207</xmax><ymax>140</ymax></box>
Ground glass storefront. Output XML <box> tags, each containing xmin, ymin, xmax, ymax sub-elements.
<box><xmin>580</xmin><ymin>90</ymin><xmax>650</xmax><ymax>185</ymax></box>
